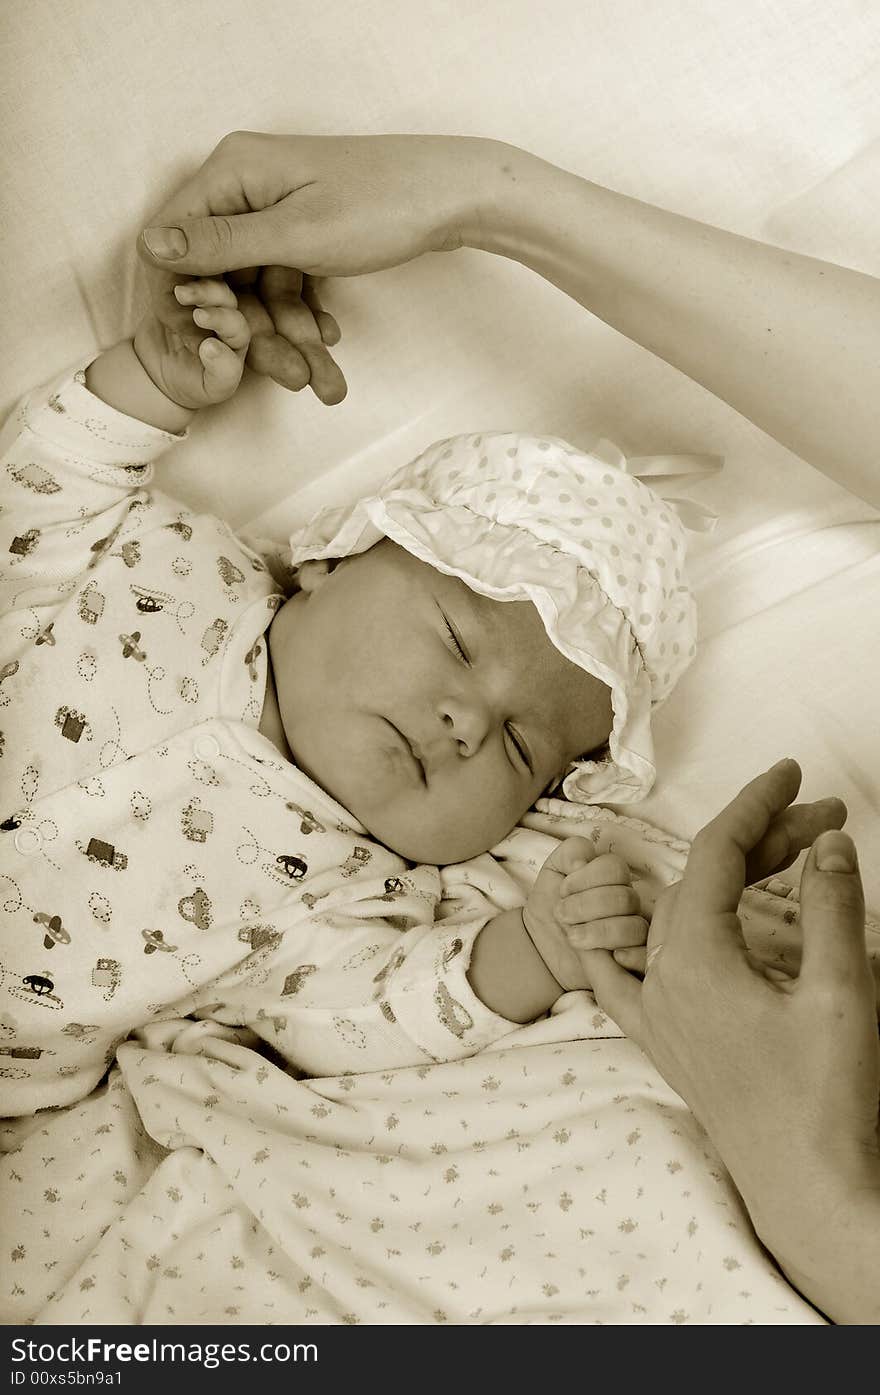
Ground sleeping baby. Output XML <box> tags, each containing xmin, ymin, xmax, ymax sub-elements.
<box><xmin>0</xmin><ymin>274</ymin><xmax>696</xmax><ymax>1115</ymax></box>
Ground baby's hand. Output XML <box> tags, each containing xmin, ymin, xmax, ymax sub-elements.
<box><xmin>523</xmin><ymin>837</ymin><xmax>649</xmax><ymax>992</ymax></box>
<box><xmin>133</xmin><ymin>277</ymin><xmax>252</xmax><ymax>411</ymax></box>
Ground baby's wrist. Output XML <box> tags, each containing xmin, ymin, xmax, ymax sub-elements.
<box><xmin>520</xmin><ymin>906</ymin><xmax>564</xmax><ymax>991</ymax></box>
<box><xmin>467</xmin><ymin>907</ymin><xmax>563</xmax><ymax>1023</ymax></box>
<box><xmin>84</xmin><ymin>338</ymin><xmax>194</xmax><ymax>434</ymax></box>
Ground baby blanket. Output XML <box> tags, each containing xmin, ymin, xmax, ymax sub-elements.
<box><xmin>3</xmin><ymin>803</ymin><xmax>877</xmax><ymax>1325</ymax></box>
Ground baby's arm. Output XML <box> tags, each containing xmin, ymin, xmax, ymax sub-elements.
<box><xmin>85</xmin><ymin>277</ymin><xmax>252</xmax><ymax>432</ymax></box>
<box><xmin>467</xmin><ymin>838</ymin><xmax>649</xmax><ymax>1021</ymax></box>
<box><xmin>84</xmin><ymin>341</ymin><xmax>195</xmax><ymax>435</ymax></box>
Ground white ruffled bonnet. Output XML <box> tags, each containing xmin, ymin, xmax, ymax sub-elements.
<box><xmin>283</xmin><ymin>432</ymin><xmax>719</xmax><ymax>804</ymax></box>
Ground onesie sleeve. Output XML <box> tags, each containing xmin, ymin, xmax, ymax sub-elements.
<box><xmin>0</xmin><ymin>357</ymin><xmax>187</xmax><ymax>614</ymax></box>
<box><xmin>203</xmin><ymin>854</ymin><xmax>529</xmax><ymax>1077</ymax></box>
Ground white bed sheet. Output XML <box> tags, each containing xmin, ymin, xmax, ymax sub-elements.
<box><xmin>2</xmin><ymin>0</ymin><xmax>879</xmax><ymax>1327</ymax></box>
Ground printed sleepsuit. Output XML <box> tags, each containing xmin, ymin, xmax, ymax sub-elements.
<box><xmin>0</xmin><ymin>361</ymin><xmax>521</xmax><ymax>1115</ymax></box>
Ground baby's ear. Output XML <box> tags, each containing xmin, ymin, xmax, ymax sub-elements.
<box><xmin>297</xmin><ymin>558</ymin><xmax>342</xmax><ymax>594</ymax></box>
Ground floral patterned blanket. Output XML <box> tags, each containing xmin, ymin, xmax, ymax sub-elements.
<box><xmin>6</xmin><ymin>803</ymin><xmax>875</xmax><ymax>1326</ymax></box>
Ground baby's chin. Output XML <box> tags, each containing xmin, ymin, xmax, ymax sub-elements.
<box><xmin>355</xmin><ymin>804</ymin><xmax>510</xmax><ymax>866</ymax></box>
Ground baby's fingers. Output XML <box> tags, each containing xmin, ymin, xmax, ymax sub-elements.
<box><xmin>174</xmin><ymin>278</ymin><xmax>239</xmax><ymax>309</ymax></box>
<box><xmin>562</xmin><ymin>853</ymin><xmax>631</xmax><ymax>896</ymax></box>
<box><xmin>566</xmin><ymin>914</ymin><xmax>650</xmax><ymax>952</ymax></box>
<box><xmin>558</xmin><ymin>881</ymin><xmax>641</xmax><ymax>926</ymax></box>
<box><xmin>190</xmin><ymin>305</ymin><xmax>251</xmax><ymax>354</ymax></box>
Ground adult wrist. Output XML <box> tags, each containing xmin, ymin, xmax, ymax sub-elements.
<box><xmin>735</xmin><ymin>1142</ymin><xmax>880</xmax><ymax>1277</ymax></box>
<box><xmin>456</xmin><ymin>140</ymin><xmax>580</xmax><ymax>260</ymax></box>
<box><xmin>762</xmin><ymin>1169</ymin><xmax>880</xmax><ymax>1325</ymax></box>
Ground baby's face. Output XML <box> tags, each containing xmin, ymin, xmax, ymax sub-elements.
<box><xmin>267</xmin><ymin>540</ymin><xmax>612</xmax><ymax>863</ymax></box>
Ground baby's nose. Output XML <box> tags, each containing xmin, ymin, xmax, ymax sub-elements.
<box><xmin>437</xmin><ymin>694</ymin><xmax>491</xmax><ymax>757</ymax></box>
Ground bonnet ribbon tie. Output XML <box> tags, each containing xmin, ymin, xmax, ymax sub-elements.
<box><xmin>589</xmin><ymin>439</ymin><xmax>723</xmax><ymax>533</ymax></box>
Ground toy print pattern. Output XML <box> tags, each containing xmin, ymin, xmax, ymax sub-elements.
<box><xmin>0</xmin><ymin>363</ymin><xmax>519</xmax><ymax>1115</ymax></box>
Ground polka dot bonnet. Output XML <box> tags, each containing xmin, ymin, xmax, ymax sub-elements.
<box><xmin>285</xmin><ymin>432</ymin><xmax>720</xmax><ymax>804</ymax></box>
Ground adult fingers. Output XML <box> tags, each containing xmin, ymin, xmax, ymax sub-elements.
<box><xmin>229</xmin><ymin>265</ymin><xmax>341</xmax><ymax>342</ymax></box>
<box><xmin>613</xmin><ymin>945</ymin><xmax>647</xmax><ymax>975</ymax></box>
<box><xmin>585</xmin><ymin>950</ymin><xmax>645</xmax><ymax>1043</ymax></box>
<box><xmin>744</xmin><ymin>797</ymin><xmax>847</xmax><ymax>884</ymax></box>
<box><xmin>234</xmin><ymin>289</ymin><xmax>315</xmax><ymax>392</ymax></box>
<box><xmin>674</xmin><ymin>759</ymin><xmax>803</xmax><ymax>944</ymax></box>
<box><xmin>138</xmin><ymin>205</ymin><xmax>295</xmax><ymax>277</ymax></box>
<box><xmin>260</xmin><ymin>265</ymin><xmax>347</xmax><ymax>405</ymax></box>
<box><xmin>302</xmin><ymin>277</ymin><xmax>342</xmax><ymax>346</ymax></box>
<box><xmin>246</xmin><ymin>334</ymin><xmax>312</xmax><ymax>392</ymax></box>
<box><xmin>798</xmin><ymin>830</ymin><xmax>870</xmax><ymax>991</ymax></box>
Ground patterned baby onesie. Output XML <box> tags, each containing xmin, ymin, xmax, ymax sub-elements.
<box><xmin>0</xmin><ymin>359</ymin><xmax>521</xmax><ymax>1116</ymax></box>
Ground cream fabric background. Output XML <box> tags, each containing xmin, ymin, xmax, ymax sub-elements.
<box><xmin>3</xmin><ymin>0</ymin><xmax>877</xmax><ymax>525</ymax></box>
<box><xmin>2</xmin><ymin>0</ymin><xmax>879</xmax><ymax>895</ymax></box>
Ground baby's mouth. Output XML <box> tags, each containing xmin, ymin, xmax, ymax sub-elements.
<box><xmin>387</xmin><ymin>721</ymin><xmax>427</xmax><ymax>786</ymax></box>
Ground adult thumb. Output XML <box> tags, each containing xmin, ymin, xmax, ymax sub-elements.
<box><xmin>138</xmin><ymin>209</ymin><xmax>284</xmax><ymax>275</ymax></box>
<box><xmin>798</xmin><ymin>829</ymin><xmax>868</xmax><ymax>988</ymax></box>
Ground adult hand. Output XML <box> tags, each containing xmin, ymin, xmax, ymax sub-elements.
<box><xmin>139</xmin><ymin>241</ymin><xmax>347</xmax><ymax>404</ymax></box>
<box><xmin>585</xmin><ymin>759</ymin><xmax>880</xmax><ymax>1321</ymax></box>
<box><xmin>136</xmin><ymin>132</ymin><xmax>493</xmax><ymax>397</ymax></box>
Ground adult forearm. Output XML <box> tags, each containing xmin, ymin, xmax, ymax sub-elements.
<box><xmin>711</xmin><ymin>1125</ymin><xmax>880</xmax><ymax>1324</ymax></box>
<box><xmin>759</xmin><ymin>1177</ymin><xmax>880</xmax><ymax>1324</ymax></box>
<box><xmin>466</xmin><ymin>143</ymin><xmax>880</xmax><ymax>507</ymax></box>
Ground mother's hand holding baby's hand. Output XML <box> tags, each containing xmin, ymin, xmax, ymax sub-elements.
<box><xmin>522</xmin><ymin>836</ymin><xmax>649</xmax><ymax>992</ymax></box>
<box><xmin>583</xmin><ymin>760</ymin><xmax>880</xmax><ymax>1321</ymax></box>
<box><xmin>136</xmin><ymin>131</ymin><xmax>493</xmax><ymax>401</ymax></box>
